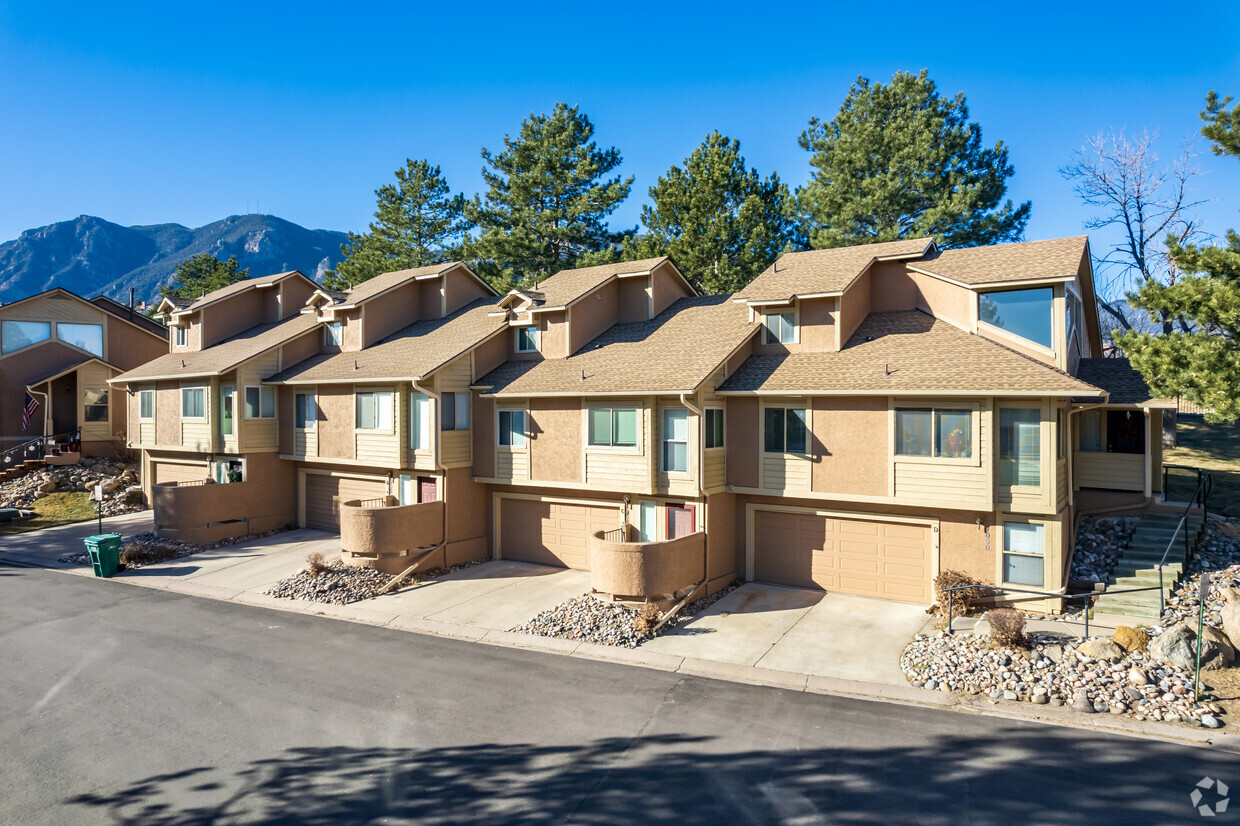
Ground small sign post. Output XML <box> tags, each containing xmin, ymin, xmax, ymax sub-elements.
<box><xmin>93</xmin><ymin>483</ymin><xmax>103</xmax><ymax>536</ymax></box>
<box><xmin>1197</xmin><ymin>572</ymin><xmax>1211</xmax><ymax>700</ymax></box>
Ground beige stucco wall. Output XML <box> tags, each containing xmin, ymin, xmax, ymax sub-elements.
<box><xmin>152</xmin><ymin>452</ymin><xmax>296</xmax><ymax>543</ymax></box>
<box><xmin>316</xmin><ymin>384</ymin><xmax>355</xmax><ymax>459</ymax></box>
<box><xmin>705</xmin><ymin>492</ymin><xmax>736</xmax><ymax>593</ymax></box>
<box><xmin>869</xmin><ymin>260</ymin><xmax>919</xmax><ymax>312</ymax></box>
<box><xmin>362</xmin><ymin>280</ymin><xmax>421</xmax><ymax>347</ymax></box>
<box><xmin>590</xmin><ymin>529</ymin><xmax>706</xmax><ymax>600</ymax></box>
<box><xmin>472</xmin><ymin>395</ymin><xmax>496</xmax><ymax>478</ymax></box>
<box><xmin>837</xmin><ymin>273</ymin><xmax>870</xmax><ymax>347</ymax></box>
<box><xmin>340</xmin><ymin>497</ymin><xmax>444</xmax><ymax>573</ymax></box>
<box><xmin>911</xmin><ymin>271</ymin><xmax>973</xmax><ymax>330</ymax></box>
<box><xmin>811</xmin><ymin>397</ymin><xmax>888</xmax><ymax>497</ymax></box>
<box><xmin>444</xmin><ymin>466</ymin><xmax>489</xmax><ymax>565</ymax></box>
<box><xmin>280</xmin><ymin>278</ymin><xmax>315</xmax><ymax>316</ymax></box>
<box><xmin>800</xmin><ymin>296</ymin><xmax>838</xmax><ymax>352</ymax></box>
<box><xmin>618</xmin><ymin>277</ymin><xmax>649</xmax><ymax>322</ymax></box>
<box><xmin>201</xmin><ymin>289</ymin><xmax>264</xmax><ymax>348</ymax></box>
<box><xmin>529</xmin><ymin>398</ymin><xmax>582</xmax><ymax>483</ymax></box>
<box><xmin>444</xmin><ymin>267</ymin><xmax>491</xmax><ymax>314</ymax></box>
<box><xmin>568</xmin><ymin>279</ymin><xmax>618</xmax><ymax>354</ymax></box>
<box><xmin>154</xmin><ymin>381</ymin><xmax>180</xmax><ymax>446</ymax></box>
<box><xmin>279</xmin><ymin>329</ymin><xmax>321</xmax><ymax>373</ymax></box>
<box><xmin>651</xmin><ymin>260</ymin><xmax>692</xmax><ymax>317</ymax></box>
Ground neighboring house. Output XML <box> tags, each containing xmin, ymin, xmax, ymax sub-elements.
<box><xmin>0</xmin><ymin>288</ymin><xmax>168</xmax><ymax>459</ymax></box>
<box><xmin>111</xmin><ymin>234</ymin><xmax>1171</xmax><ymax>608</ymax></box>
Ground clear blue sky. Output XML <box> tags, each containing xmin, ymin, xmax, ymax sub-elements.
<box><xmin>2</xmin><ymin>0</ymin><xmax>1238</xmax><ymax>254</ymax></box>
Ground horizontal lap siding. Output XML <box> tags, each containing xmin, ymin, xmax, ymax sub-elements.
<box><xmin>497</xmin><ymin>450</ymin><xmax>530</xmax><ymax>481</ymax></box>
<box><xmin>704</xmin><ymin>449</ymin><xmax>726</xmax><ymax>492</ymax></box>
<box><xmin>181</xmin><ymin>421</ymin><xmax>211</xmax><ymax>451</ymax></box>
<box><xmin>1075</xmin><ymin>451</ymin><xmax>1145</xmax><ymax>491</ymax></box>
<box><xmin>239</xmin><ymin>353</ymin><xmax>281</xmax><ymax>452</ymax></box>
<box><xmin>585</xmin><ymin>405</ymin><xmax>650</xmax><ymax>490</ymax></box>
<box><xmin>440</xmin><ymin>431</ymin><xmax>470</xmax><ymax>467</ymax></box>
<box><xmin>356</xmin><ymin>431</ymin><xmax>400</xmax><ymax>466</ymax></box>
<box><xmin>762</xmin><ymin>455</ymin><xmax>811</xmax><ymax>492</ymax></box>
<box><xmin>294</xmin><ymin>429</ymin><xmax>317</xmax><ymax>458</ymax></box>
<box><xmin>894</xmin><ymin>403</ymin><xmax>990</xmax><ymax>508</ymax></box>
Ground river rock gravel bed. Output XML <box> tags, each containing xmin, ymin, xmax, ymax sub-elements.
<box><xmin>1069</xmin><ymin>516</ymin><xmax>1136</xmax><ymax>584</ymax></box>
<box><xmin>1152</xmin><ymin>520</ymin><xmax>1240</xmax><ymax>632</ymax></box>
<box><xmin>512</xmin><ymin>595</ymin><xmax>652</xmax><ymax>648</ymax></box>
<box><xmin>901</xmin><ymin>631</ymin><xmax>1224</xmax><ymax>726</ymax></box>
<box><xmin>2</xmin><ymin>457</ymin><xmax>143</xmax><ymax>518</ymax></box>
<box><xmin>266</xmin><ymin>558</ymin><xmax>488</xmax><ymax>606</ymax></box>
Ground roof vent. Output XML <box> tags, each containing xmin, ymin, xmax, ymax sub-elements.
<box><xmin>580</xmin><ymin>369</ymin><xmax>586</xmax><ymax>382</ymax></box>
<box><xmin>353</xmin><ymin>360</ymin><xmax>359</xmax><ymax>371</ymax></box>
<box><xmin>881</xmin><ymin>362</ymin><xmax>890</xmax><ymax>378</ymax></box>
<box><xmin>181</xmin><ymin>359</ymin><xmax>186</xmax><ymax>368</ymax></box>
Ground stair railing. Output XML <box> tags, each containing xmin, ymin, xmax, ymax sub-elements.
<box><xmin>1</xmin><ymin>435</ymin><xmax>46</xmax><ymax>468</ymax></box>
<box><xmin>1153</xmin><ymin>469</ymin><xmax>1213</xmax><ymax>613</ymax></box>
<box><xmin>943</xmin><ymin>583</ymin><xmax>1167</xmax><ymax>638</ymax></box>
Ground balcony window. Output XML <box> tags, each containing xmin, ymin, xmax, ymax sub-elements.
<box><xmin>516</xmin><ymin>326</ymin><xmax>538</xmax><ymax>353</ymax></box>
<box><xmin>763</xmin><ymin>407</ymin><xmax>807</xmax><ymax>454</ymax></box>
<box><xmin>588</xmin><ymin>408</ymin><xmax>638</xmax><ymax>447</ymax></box>
<box><xmin>705</xmin><ymin>408</ymin><xmax>725</xmax><ymax>449</ymax></box>
<box><xmin>1003</xmin><ymin>522</ymin><xmax>1045</xmax><ymax>587</ymax></box>
<box><xmin>356</xmin><ymin>391</ymin><xmax>393</xmax><ymax>431</ymax></box>
<box><xmin>1</xmin><ymin>320</ymin><xmax>50</xmax><ymax>353</ymax></box>
<box><xmin>441</xmin><ymin>392</ymin><xmax>470</xmax><ymax>431</ymax></box>
<box><xmin>764</xmin><ymin>311</ymin><xmax>797</xmax><ymax>344</ymax></box>
<box><xmin>498</xmin><ymin>409</ymin><xmax>526</xmax><ymax>448</ymax></box>
<box><xmin>295</xmin><ymin>394</ymin><xmax>317</xmax><ymax>429</ymax></box>
<box><xmin>895</xmin><ymin>408</ymin><xmax>972</xmax><ymax>459</ymax></box>
<box><xmin>979</xmin><ymin>288</ymin><xmax>1053</xmax><ymax>349</ymax></box>
<box><xmin>57</xmin><ymin>323</ymin><xmax>104</xmax><ymax>357</ymax></box>
<box><xmin>139</xmin><ymin>389</ymin><xmax>154</xmax><ymax>421</ymax></box>
<box><xmin>245</xmin><ymin>386</ymin><xmax>276</xmax><ymax>419</ymax></box>
<box><xmin>999</xmin><ymin>408</ymin><xmax>1041</xmax><ymax>486</ymax></box>
<box><xmin>662</xmin><ymin>408</ymin><xmax>689</xmax><ymax>472</ymax></box>
<box><xmin>181</xmin><ymin>386</ymin><xmax>206</xmax><ymax>419</ymax></box>
<box><xmin>83</xmin><ymin>388</ymin><xmax>109</xmax><ymax>422</ymax></box>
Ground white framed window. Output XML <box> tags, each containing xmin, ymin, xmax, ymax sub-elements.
<box><xmin>638</xmin><ymin>500</ymin><xmax>657</xmax><ymax>542</ymax></box>
<box><xmin>895</xmin><ymin>407</ymin><xmax>973</xmax><ymax>459</ymax></box>
<box><xmin>999</xmin><ymin>408</ymin><xmax>1041</xmax><ymax>486</ymax></box>
<box><xmin>516</xmin><ymin>326</ymin><xmax>538</xmax><ymax>353</ymax></box>
<box><xmin>138</xmin><ymin>389</ymin><xmax>155</xmax><ymax>421</ymax></box>
<box><xmin>662</xmin><ymin>408</ymin><xmax>689</xmax><ymax>472</ymax></box>
<box><xmin>705</xmin><ymin>408</ymin><xmax>724</xmax><ymax>449</ymax></box>
<box><xmin>356</xmin><ymin>391</ymin><xmax>393</xmax><ymax>431</ymax></box>
<box><xmin>325</xmin><ymin>321</ymin><xmax>343</xmax><ymax>347</ymax></box>
<box><xmin>764</xmin><ymin>311</ymin><xmax>797</xmax><ymax>344</ymax></box>
<box><xmin>174</xmin><ymin>326</ymin><xmax>187</xmax><ymax>347</ymax></box>
<box><xmin>220</xmin><ymin>386</ymin><xmax>235</xmax><ymax>436</ymax></box>
<box><xmin>57</xmin><ymin>323</ymin><xmax>103</xmax><ymax>357</ymax></box>
<box><xmin>244</xmin><ymin>386</ymin><xmax>276</xmax><ymax>419</ymax></box>
<box><xmin>83</xmin><ymin>388</ymin><xmax>109</xmax><ymax>422</ymax></box>
<box><xmin>498</xmin><ymin>409</ymin><xmax>526</xmax><ymax>448</ymax></box>
<box><xmin>763</xmin><ymin>406</ymin><xmax>807</xmax><ymax>454</ymax></box>
<box><xmin>295</xmin><ymin>393</ymin><xmax>316</xmax><ymax>429</ymax></box>
<box><xmin>1002</xmin><ymin>521</ymin><xmax>1045</xmax><ymax>587</ymax></box>
<box><xmin>181</xmin><ymin>386</ymin><xmax>206</xmax><ymax>419</ymax></box>
<box><xmin>410</xmin><ymin>392</ymin><xmax>431</xmax><ymax>449</ymax></box>
<box><xmin>1</xmin><ymin>320</ymin><xmax>51</xmax><ymax>353</ymax></box>
<box><xmin>441</xmin><ymin>392</ymin><xmax>470</xmax><ymax>431</ymax></box>
<box><xmin>588</xmin><ymin>407</ymin><xmax>638</xmax><ymax>448</ymax></box>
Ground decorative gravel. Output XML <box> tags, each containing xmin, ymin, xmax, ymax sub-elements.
<box><xmin>1153</xmin><ymin>520</ymin><xmax>1240</xmax><ymax>632</ymax></box>
<box><xmin>1069</xmin><ymin>516</ymin><xmax>1136</xmax><ymax>584</ymax></box>
<box><xmin>266</xmin><ymin>558</ymin><xmax>487</xmax><ymax>606</ymax></box>
<box><xmin>902</xmin><ymin>631</ymin><xmax>1223</xmax><ymax>725</ymax></box>
<box><xmin>57</xmin><ymin>528</ymin><xmax>287</xmax><ymax>568</ymax></box>
<box><xmin>512</xmin><ymin>595</ymin><xmax>652</xmax><ymax>648</ymax></box>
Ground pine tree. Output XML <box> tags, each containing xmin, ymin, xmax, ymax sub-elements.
<box><xmin>327</xmin><ymin>159</ymin><xmax>470</xmax><ymax>290</ymax></box>
<box><xmin>1117</xmin><ymin>91</ymin><xmax>1240</xmax><ymax>422</ymax></box>
<box><xmin>796</xmin><ymin>70</ymin><xmax>1030</xmax><ymax>249</ymax></box>
<box><xmin>628</xmin><ymin>131</ymin><xmax>791</xmax><ymax>294</ymax></box>
<box><xmin>468</xmin><ymin>103</ymin><xmax>634</xmax><ymax>290</ymax></box>
<box><xmin>161</xmin><ymin>253</ymin><xmax>248</xmax><ymax>300</ymax></box>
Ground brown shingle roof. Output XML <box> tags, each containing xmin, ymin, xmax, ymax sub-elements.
<box><xmin>1075</xmin><ymin>358</ymin><xmax>1176</xmax><ymax>407</ymax></box>
<box><xmin>266</xmin><ymin>298</ymin><xmax>506</xmax><ymax>384</ymax></box>
<box><xmin>512</xmin><ymin>257</ymin><xmax>677</xmax><ymax>310</ymax></box>
<box><xmin>479</xmin><ymin>296</ymin><xmax>757</xmax><ymax>397</ymax></box>
<box><xmin>718</xmin><ymin>311</ymin><xmax>1103</xmax><ymax>396</ymax></box>
<box><xmin>111</xmin><ymin>313</ymin><xmax>322</xmax><ymax>383</ymax></box>
<box><xmin>169</xmin><ymin>271</ymin><xmax>308</xmax><ymax>314</ymax></box>
<box><xmin>736</xmin><ymin>238</ymin><xmax>934</xmax><ymax>301</ymax></box>
<box><xmin>336</xmin><ymin>263</ymin><xmax>459</xmax><ymax>306</ymax></box>
<box><xmin>912</xmin><ymin>236</ymin><xmax>1087</xmax><ymax>286</ymax></box>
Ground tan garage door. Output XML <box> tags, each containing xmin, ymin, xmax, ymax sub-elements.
<box><xmin>153</xmin><ymin>461</ymin><xmax>209</xmax><ymax>486</ymax></box>
<box><xmin>499</xmin><ymin>498</ymin><xmax>621</xmax><ymax>570</ymax></box>
<box><xmin>753</xmin><ymin>510</ymin><xmax>932</xmax><ymax>603</ymax></box>
<box><xmin>304</xmin><ymin>474</ymin><xmax>388</xmax><ymax>533</ymax></box>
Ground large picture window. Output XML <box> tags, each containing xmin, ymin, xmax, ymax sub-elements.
<box><xmin>662</xmin><ymin>408</ymin><xmax>689</xmax><ymax>472</ymax></box>
<box><xmin>498</xmin><ymin>409</ymin><xmax>526</xmax><ymax>447</ymax></box>
<box><xmin>57</xmin><ymin>323</ymin><xmax>103</xmax><ymax>357</ymax></box>
<box><xmin>1</xmin><ymin>320</ymin><xmax>50</xmax><ymax>353</ymax></box>
<box><xmin>979</xmin><ymin>288</ymin><xmax>1054</xmax><ymax>349</ymax></box>
<box><xmin>1003</xmin><ymin>522</ymin><xmax>1045</xmax><ymax>586</ymax></box>
<box><xmin>356</xmin><ymin>391</ymin><xmax>393</xmax><ymax>431</ymax></box>
<box><xmin>763</xmin><ymin>407</ymin><xmax>807</xmax><ymax>454</ymax></box>
<box><xmin>245</xmin><ymin>386</ymin><xmax>276</xmax><ymax>419</ymax></box>
<box><xmin>999</xmin><ymin>408</ymin><xmax>1041</xmax><ymax>486</ymax></box>
<box><xmin>588</xmin><ymin>408</ymin><xmax>638</xmax><ymax>447</ymax></box>
<box><xmin>895</xmin><ymin>408</ymin><xmax>972</xmax><ymax>459</ymax></box>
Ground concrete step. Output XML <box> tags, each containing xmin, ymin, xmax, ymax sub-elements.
<box><xmin>1112</xmin><ymin>565</ymin><xmax>1181</xmax><ymax>580</ymax></box>
<box><xmin>1092</xmin><ymin>601</ymin><xmax>1163</xmax><ymax>619</ymax></box>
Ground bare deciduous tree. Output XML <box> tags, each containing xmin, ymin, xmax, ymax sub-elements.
<box><xmin>1060</xmin><ymin>129</ymin><xmax>1208</xmax><ymax>335</ymax></box>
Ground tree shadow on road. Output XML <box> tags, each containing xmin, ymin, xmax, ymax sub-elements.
<box><xmin>66</xmin><ymin>729</ymin><xmax>1239</xmax><ymax>825</ymax></box>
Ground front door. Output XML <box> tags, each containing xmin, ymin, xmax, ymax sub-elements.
<box><xmin>50</xmin><ymin>374</ymin><xmax>76</xmax><ymax>435</ymax></box>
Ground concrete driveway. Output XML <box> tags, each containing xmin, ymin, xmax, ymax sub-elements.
<box><xmin>642</xmin><ymin>583</ymin><xmax>930</xmax><ymax>686</ymax></box>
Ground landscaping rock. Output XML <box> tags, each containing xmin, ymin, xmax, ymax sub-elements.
<box><xmin>513</xmin><ymin>594</ymin><xmax>654</xmax><ymax>648</ymax></box>
<box><xmin>1073</xmin><ymin>691</ymin><xmax>1094</xmax><ymax>713</ymax></box>
<box><xmin>1219</xmin><ymin>599</ymin><xmax>1240</xmax><ymax>652</ymax></box>
<box><xmin>1112</xmin><ymin>626</ymin><xmax>1150</xmax><ymax>653</ymax></box>
<box><xmin>1078</xmin><ymin>638</ymin><xmax>1124</xmax><ymax>662</ymax></box>
<box><xmin>2</xmin><ymin>458</ymin><xmax>144</xmax><ymax>517</ymax></box>
<box><xmin>1202</xmin><ymin>714</ymin><xmax>1223</xmax><ymax>728</ymax></box>
<box><xmin>1150</xmin><ymin>622</ymin><xmax>1234</xmax><ymax>672</ymax></box>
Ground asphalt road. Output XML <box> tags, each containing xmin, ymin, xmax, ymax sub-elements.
<box><xmin>3</xmin><ymin>563</ymin><xmax>1239</xmax><ymax>825</ymax></box>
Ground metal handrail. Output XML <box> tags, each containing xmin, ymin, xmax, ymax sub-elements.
<box><xmin>1</xmin><ymin>435</ymin><xmax>45</xmax><ymax>466</ymax></box>
<box><xmin>1151</xmin><ymin>469</ymin><xmax>1212</xmax><ymax>610</ymax></box>
<box><xmin>942</xmin><ymin>583</ymin><xmax>1167</xmax><ymax>639</ymax></box>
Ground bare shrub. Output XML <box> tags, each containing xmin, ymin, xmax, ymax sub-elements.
<box><xmin>934</xmin><ymin>569</ymin><xmax>990</xmax><ymax>615</ymax></box>
<box><xmin>119</xmin><ymin>542</ymin><xmax>179</xmax><ymax>566</ymax></box>
<box><xmin>305</xmin><ymin>551</ymin><xmax>331</xmax><ymax>577</ymax></box>
<box><xmin>632</xmin><ymin>602</ymin><xmax>661</xmax><ymax>637</ymax></box>
<box><xmin>985</xmin><ymin>608</ymin><xmax>1027</xmax><ymax>650</ymax></box>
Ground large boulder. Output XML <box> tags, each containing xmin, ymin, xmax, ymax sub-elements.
<box><xmin>1112</xmin><ymin>626</ymin><xmax>1150</xmax><ymax>653</ymax></box>
<box><xmin>1078</xmin><ymin>638</ymin><xmax>1125</xmax><ymax>662</ymax></box>
<box><xmin>1150</xmin><ymin>622</ymin><xmax>1235</xmax><ymax>671</ymax></box>
<box><xmin>1220</xmin><ymin>597</ymin><xmax>1240</xmax><ymax>650</ymax></box>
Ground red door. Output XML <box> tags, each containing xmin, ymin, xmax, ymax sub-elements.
<box><xmin>418</xmin><ymin>477</ymin><xmax>438</xmax><ymax>503</ymax></box>
<box><xmin>666</xmin><ymin>505</ymin><xmax>696</xmax><ymax>539</ymax></box>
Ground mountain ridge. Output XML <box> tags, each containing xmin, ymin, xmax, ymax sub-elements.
<box><xmin>0</xmin><ymin>214</ymin><xmax>348</xmax><ymax>304</ymax></box>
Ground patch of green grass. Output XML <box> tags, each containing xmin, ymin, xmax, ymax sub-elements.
<box><xmin>1164</xmin><ymin>419</ymin><xmax>1240</xmax><ymax>509</ymax></box>
<box><xmin>0</xmin><ymin>492</ymin><xmax>98</xmax><ymax>535</ymax></box>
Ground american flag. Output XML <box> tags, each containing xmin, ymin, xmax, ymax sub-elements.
<box><xmin>21</xmin><ymin>392</ymin><xmax>39</xmax><ymax>430</ymax></box>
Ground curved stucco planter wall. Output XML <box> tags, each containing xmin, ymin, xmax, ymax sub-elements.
<box><xmin>589</xmin><ymin>530</ymin><xmax>706</xmax><ymax>601</ymax></box>
<box><xmin>153</xmin><ymin>480</ymin><xmax>292</xmax><ymax>544</ymax></box>
<box><xmin>340</xmin><ymin>497</ymin><xmax>444</xmax><ymax>574</ymax></box>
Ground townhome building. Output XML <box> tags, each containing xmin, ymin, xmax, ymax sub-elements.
<box><xmin>111</xmin><ymin>234</ymin><xmax>1170</xmax><ymax>609</ymax></box>
<box><xmin>1</xmin><ymin>288</ymin><xmax>168</xmax><ymax>462</ymax></box>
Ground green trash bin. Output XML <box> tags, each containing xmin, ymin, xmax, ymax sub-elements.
<box><xmin>84</xmin><ymin>533</ymin><xmax>123</xmax><ymax>578</ymax></box>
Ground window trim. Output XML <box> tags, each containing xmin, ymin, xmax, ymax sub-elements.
<box><xmin>324</xmin><ymin>321</ymin><xmax>344</xmax><ymax>348</ymax></box>
<box><xmin>892</xmin><ymin>404</ymin><xmax>980</xmax><ymax>466</ymax></box>
<box><xmin>295</xmin><ymin>392</ymin><xmax>317</xmax><ymax>430</ymax></box>
<box><xmin>56</xmin><ymin>322</ymin><xmax>104</xmax><ymax>357</ymax></box>
<box><xmin>587</xmin><ymin>406</ymin><xmax>640</xmax><ymax>450</ymax></box>
<box><xmin>138</xmin><ymin>389</ymin><xmax>155</xmax><ymax>421</ymax></box>
<box><xmin>762</xmin><ymin>404</ymin><xmax>809</xmax><ymax>456</ymax></box>
<box><xmin>998</xmin><ymin>405</ymin><xmax>1044</xmax><ymax>488</ymax></box>
<box><xmin>173</xmin><ymin>326</ymin><xmax>187</xmax><ymax>347</ymax></box>
<box><xmin>180</xmin><ymin>386</ymin><xmax>207</xmax><ymax>420</ymax></box>
<box><xmin>515</xmin><ymin>325</ymin><xmax>539</xmax><ymax>353</ymax></box>
<box><xmin>244</xmin><ymin>385</ymin><xmax>276</xmax><ymax>420</ymax></box>
<box><xmin>497</xmin><ymin>408</ymin><xmax>527</xmax><ymax>449</ymax></box>
<box><xmin>354</xmin><ymin>389</ymin><xmax>395</xmax><ymax>433</ymax></box>
<box><xmin>661</xmin><ymin>407</ymin><xmax>690</xmax><ymax>474</ymax></box>
<box><xmin>763</xmin><ymin>309</ymin><xmax>798</xmax><ymax>345</ymax></box>
<box><xmin>0</xmin><ymin>320</ymin><xmax>52</xmax><ymax>354</ymax></box>
<box><xmin>83</xmin><ymin>387</ymin><xmax>109</xmax><ymax>423</ymax></box>
<box><xmin>704</xmin><ymin>407</ymin><xmax>725</xmax><ymax>450</ymax></box>
<box><xmin>998</xmin><ymin>517</ymin><xmax>1048</xmax><ymax>588</ymax></box>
